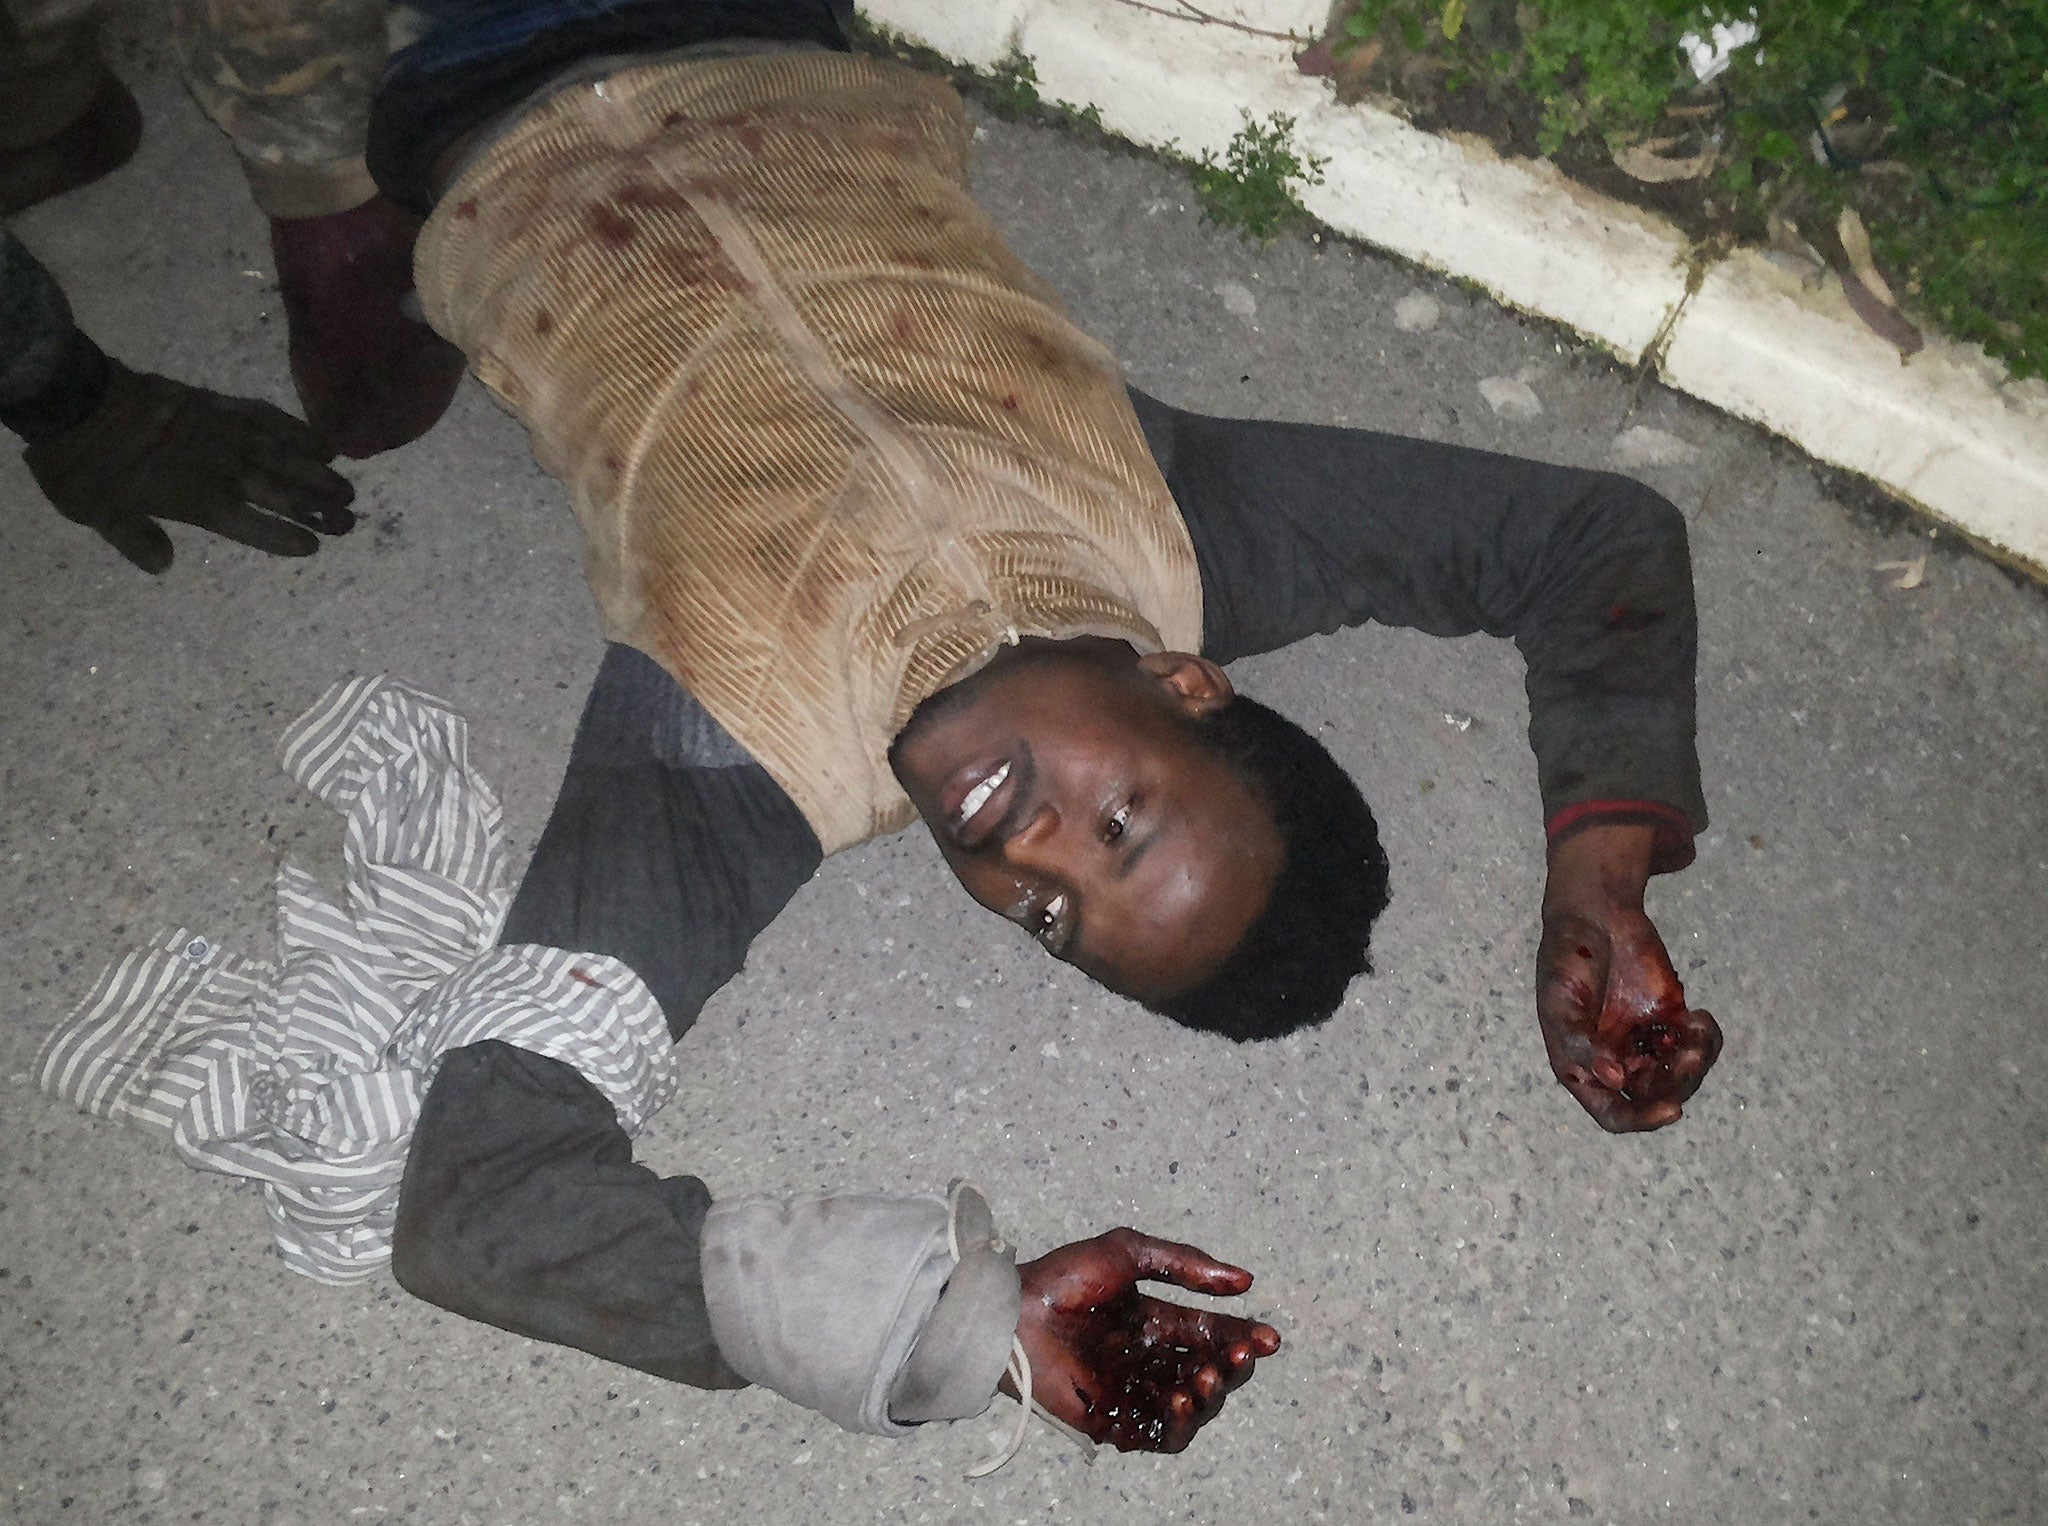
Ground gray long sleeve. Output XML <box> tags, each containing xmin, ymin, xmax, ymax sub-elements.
<box><xmin>394</xmin><ymin>1037</ymin><xmax>744</xmax><ymax>1386</ymax></box>
<box><xmin>398</xmin><ymin>1044</ymin><xmax>1018</xmax><ymax>1424</ymax></box>
<box><xmin>1129</xmin><ymin>389</ymin><xmax>1706</xmax><ymax>859</ymax></box>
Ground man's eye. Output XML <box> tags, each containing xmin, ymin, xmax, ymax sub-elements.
<box><xmin>1103</xmin><ymin>802</ymin><xmax>1132</xmax><ymax>843</ymax></box>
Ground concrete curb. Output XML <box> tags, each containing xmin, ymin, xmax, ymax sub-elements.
<box><xmin>857</xmin><ymin>0</ymin><xmax>2048</xmax><ymax>579</ymax></box>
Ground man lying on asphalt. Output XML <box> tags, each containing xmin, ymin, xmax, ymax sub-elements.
<box><xmin>32</xmin><ymin>0</ymin><xmax>1721</xmax><ymax>1468</ymax></box>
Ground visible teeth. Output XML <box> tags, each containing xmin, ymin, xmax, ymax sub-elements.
<box><xmin>956</xmin><ymin>761</ymin><xmax>1010</xmax><ymax>828</ymax></box>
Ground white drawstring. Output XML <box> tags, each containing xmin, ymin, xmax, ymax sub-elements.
<box><xmin>948</xmin><ymin>1181</ymin><xmax>1095</xmax><ymax>1478</ymax></box>
<box><xmin>950</xmin><ymin>1183</ymin><xmax>1036</xmax><ymax>1478</ymax></box>
<box><xmin>965</xmin><ymin>1336</ymin><xmax>1036</xmax><ymax>1478</ymax></box>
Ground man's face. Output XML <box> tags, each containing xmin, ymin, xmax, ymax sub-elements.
<box><xmin>889</xmin><ymin>641</ymin><xmax>1283</xmax><ymax>1003</ymax></box>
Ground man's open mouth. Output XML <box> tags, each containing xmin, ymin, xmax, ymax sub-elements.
<box><xmin>939</xmin><ymin>752</ymin><xmax>1027</xmax><ymax>849</ymax></box>
<box><xmin>957</xmin><ymin>760</ymin><xmax>1009</xmax><ymax>828</ymax></box>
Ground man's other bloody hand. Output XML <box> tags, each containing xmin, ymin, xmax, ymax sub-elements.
<box><xmin>1538</xmin><ymin>822</ymin><xmax>1723</xmax><ymax>1132</ymax></box>
<box><xmin>1013</xmin><ymin>1228</ymin><xmax>1280</xmax><ymax>1453</ymax></box>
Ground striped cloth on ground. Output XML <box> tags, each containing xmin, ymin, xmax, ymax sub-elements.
<box><xmin>32</xmin><ymin>676</ymin><xmax>682</xmax><ymax>1284</ymax></box>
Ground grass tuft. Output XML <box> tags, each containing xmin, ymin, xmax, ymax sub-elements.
<box><xmin>1186</xmin><ymin>114</ymin><xmax>1330</xmax><ymax>241</ymax></box>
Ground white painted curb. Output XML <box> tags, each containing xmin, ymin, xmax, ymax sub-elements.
<box><xmin>1661</xmin><ymin>250</ymin><xmax>2048</xmax><ymax>565</ymax></box>
<box><xmin>857</xmin><ymin>0</ymin><xmax>2048</xmax><ymax>579</ymax></box>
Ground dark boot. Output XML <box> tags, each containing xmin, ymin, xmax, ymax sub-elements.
<box><xmin>270</xmin><ymin>195</ymin><xmax>467</xmax><ymax>458</ymax></box>
<box><xmin>0</xmin><ymin>70</ymin><xmax>143</xmax><ymax>216</ymax></box>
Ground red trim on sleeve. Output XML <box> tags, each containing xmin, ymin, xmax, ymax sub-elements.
<box><xmin>1545</xmin><ymin>798</ymin><xmax>1697</xmax><ymax>874</ymax></box>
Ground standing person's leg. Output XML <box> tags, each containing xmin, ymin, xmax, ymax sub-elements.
<box><xmin>171</xmin><ymin>0</ymin><xmax>465</xmax><ymax>457</ymax></box>
<box><xmin>0</xmin><ymin>0</ymin><xmax>142</xmax><ymax>213</ymax></box>
<box><xmin>171</xmin><ymin>0</ymin><xmax>386</xmax><ymax>218</ymax></box>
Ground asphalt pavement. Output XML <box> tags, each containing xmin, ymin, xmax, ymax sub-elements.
<box><xmin>3</xmin><ymin>28</ymin><xmax>2044</xmax><ymax>1526</ymax></box>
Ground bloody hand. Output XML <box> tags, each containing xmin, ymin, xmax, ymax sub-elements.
<box><xmin>1012</xmin><ymin>1228</ymin><xmax>1280</xmax><ymax>1453</ymax></box>
<box><xmin>1538</xmin><ymin>822</ymin><xmax>1722</xmax><ymax>1133</ymax></box>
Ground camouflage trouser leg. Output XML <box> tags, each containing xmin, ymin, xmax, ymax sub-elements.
<box><xmin>172</xmin><ymin>0</ymin><xmax>390</xmax><ymax>217</ymax></box>
<box><xmin>0</xmin><ymin>0</ymin><xmax>108</xmax><ymax>149</ymax></box>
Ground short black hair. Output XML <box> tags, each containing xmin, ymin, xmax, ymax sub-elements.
<box><xmin>1149</xmin><ymin>695</ymin><xmax>1389</xmax><ymax>1041</ymax></box>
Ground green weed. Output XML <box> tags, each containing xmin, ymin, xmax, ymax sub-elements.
<box><xmin>985</xmin><ymin>50</ymin><xmax>1042</xmax><ymax>119</ymax></box>
<box><xmin>1187</xmin><ymin>114</ymin><xmax>1330</xmax><ymax>240</ymax></box>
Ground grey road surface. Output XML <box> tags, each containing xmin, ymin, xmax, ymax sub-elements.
<box><xmin>4</xmin><ymin>30</ymin><xmax>2044</xmax><ymax>1526</ymax></box>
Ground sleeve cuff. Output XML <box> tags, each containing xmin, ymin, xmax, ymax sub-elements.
<box><xmin>1545</xmin><ymin>798</ymin><xmax>1696</xmax><ymax>874</ymax></box>
<box><xmin>890</xmin><ymin>1185</ymin><xmax>1023</xmax><ymax>1424</ymax></box>
<box><xmin>2</xmin><ymin>327</ymin><xmax>111</xmax><ymax>444</ymax></box>
<box><xmin>700</xmin><ymin>1181</ymin><xmax>1019</xmax><ymax>1437</ymax></box>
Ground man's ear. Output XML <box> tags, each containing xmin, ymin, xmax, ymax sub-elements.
<box><xmin>1137</xmin><ymin>650</ymin><xmax>1235</xmax><ymax>718</ymax></box>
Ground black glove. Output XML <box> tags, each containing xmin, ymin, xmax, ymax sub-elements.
<box><xmin>22</xmin><ymin>360</ymin><xmax>357</xmax><ymax>573</ymax></box>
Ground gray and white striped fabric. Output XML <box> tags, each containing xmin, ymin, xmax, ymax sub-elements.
<box><xmin>33</xmin><ymin>676</ymin><xmax>682</xmax><ymax>1285</ymax></box>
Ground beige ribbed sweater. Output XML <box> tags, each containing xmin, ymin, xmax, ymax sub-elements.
<box><xmin>415</xmin><ymin>52</ymin><xmax>1201</xmax><ymax>853</ymax></box>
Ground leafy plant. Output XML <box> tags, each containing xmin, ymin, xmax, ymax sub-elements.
<box><xmin>1187</xmin><ymin>114</ymin><xmax>1330</xmax><ymax>240</ymax></box>
<box><xmin>986</xmin><ymin>49</ymin><xmax>1042</xmax><ymax>119</ymax></box>
<box><xmin>1331</xmin><ymin>0</ymin><xmax>2048</xmax><ymax>379</ymax></box>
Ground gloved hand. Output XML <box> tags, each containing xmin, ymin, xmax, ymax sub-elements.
<box><xmin>22</xmin><ymin>360</ymin><xmax>357</xmax><ymax>573</ymax></box>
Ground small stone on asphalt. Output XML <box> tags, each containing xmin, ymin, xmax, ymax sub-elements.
<box><xmin>1217</xmin><ymin>280</ymin><xmax>1258</xmax><ymax>321</ymax></box>
<box><xmin>1611</xmin><ymin>425</ymin><xmax>1701</xmax><ymax>467</ymax></box>
<box><xmin>1393</xmin><ymin>292</ymin><xmax>1440</xmax><ymax>332</ymax></box>
<box><xmin>1478</xmin><ymin>376</ymin><xmax>1543</xmax><ymax>419</ymax></box>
